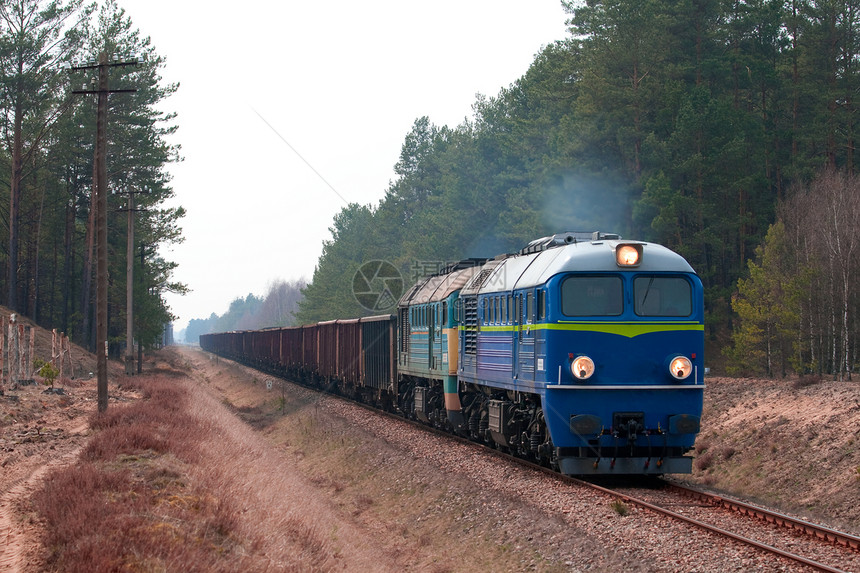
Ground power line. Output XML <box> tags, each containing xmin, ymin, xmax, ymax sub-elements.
<box><xmin>251</xmin><ymin>107</ymin><xmax>349</xmax><ymax>205</ymax></box>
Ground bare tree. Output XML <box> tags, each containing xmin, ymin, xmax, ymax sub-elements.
<box><xmin>784</xmin><ymin>168</ymin><xmax>860</xmax><ymax>379</ymax></box>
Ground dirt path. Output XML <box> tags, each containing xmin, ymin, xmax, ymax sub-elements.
<box><xmin>0</xmin><ymin>387</ymin><xmax>95</xmax><ymax>572</ymax></box>
<box><xmin>175</xmin><ymin>348</ymin><xmax>402</xmax><ymax>571</ymax></box>
<box><xmin>0</xmin><ymin>437</ymin><xmax>85</xmax><ymax>572</ymax></box>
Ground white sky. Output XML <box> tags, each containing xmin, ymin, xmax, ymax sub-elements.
<box><xmin>116</xmin><ymin>1</ymin><xmax>571</xmax><ymax>333</ymax></box>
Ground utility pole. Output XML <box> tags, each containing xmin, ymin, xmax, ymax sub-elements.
<box><xmin>71</xmin><ymin>52</ymin><xmax>138</xmax><ymax>412</ymax></box>
<box><xmin>117</xmin><ymin>187</ymin><xmax>148</xmax><ymax>375</ymax></box>
<box><xmin>138</xmin><ymin>242</ymin><xmax>148</xmax><ymax>374</ymax></box>
<box><xmin>125</xmin><ymin>190</ymin><xmax>134</xmax><ymax>374</ymax></box>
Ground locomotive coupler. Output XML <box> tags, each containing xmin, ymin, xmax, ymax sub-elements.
<box><xmin>624</xmin><ymin>419</ymin><xmax>643</xmax><ymax>440</ymax></box>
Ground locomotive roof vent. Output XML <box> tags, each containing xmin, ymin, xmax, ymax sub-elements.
<box><xmin>592</xmin><ymin>231</ymin><xmax>621</xmax><ymax>241</ymax></box>
<box><xmin>435</xmin><ymin>258</ymin><xmax>489</xmax><ymax>276</ymax></box>
<box><xmin>520</xmin><ymin>231</ymin><xmax>621</xmax><ymax>255</ymax></box>
<box><xmin>468</xmin><ymin>267</ymin><xmax>496</xmax><ymax>290</ymax></box>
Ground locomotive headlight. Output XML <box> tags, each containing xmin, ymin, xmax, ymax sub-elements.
<box><xmin>615</xmin><ymin>244</ymin><xmax>642</xmax><ymax>267</ymax></box>
<box><xmin>570</xmin><ymin>356</ymin><xmax>595</xmax><ymax>380</ymax></box>
<box><xmin>669</xmin><ymin>355</ymin><xmax>693</xmax><ymax>380</ymax></box>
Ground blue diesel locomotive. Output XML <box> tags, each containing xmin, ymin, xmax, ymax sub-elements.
<box><xmin>398</xmin><ymin>232</ymin><xmax>703</xmax><ymax>474</ymax></box>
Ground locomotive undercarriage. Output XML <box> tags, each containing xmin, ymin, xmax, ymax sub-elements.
<box><xmin>563</xmin><ymin>415</ymin><xmax>694</xmax><ymax>474</ymax></box>
<box><xmin>396</xmin><ymin>374</ymin><xmax>693</xmax><ymax>475</ymax></box>
<box><xmin>397</xmin><ymin>375</ymin><xmax>556</xmax><ymax>468</ymax></box>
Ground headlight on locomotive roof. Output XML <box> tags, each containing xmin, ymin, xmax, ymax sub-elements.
<box><xmin>570</xmin><ymin>355</ymin><xmax>595</xmax><ymax>380</ymax></box>
<box><xmin>615</xmin><ymin>243</ymin><xmax>642</xmax><ymax>267</ymax></box>
<box><xmin>669</xmin><ymin>355</ymin><xmax>693</xmax><ymax>380</ymax></box>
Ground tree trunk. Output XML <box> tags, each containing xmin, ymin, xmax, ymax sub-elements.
<box><xmin>80</xmin><ymin>161</ymin><xmax>96</xmax><ymax>351</ymax></box>
<box><xmin>7</xmin><ymin>99</ymin><xmax>23</xmax><ymax>312</ymax></box>
<box><xmin>62</xmin><ymin>194</ymin><xmax>75</xmax><ymax>335</ymax></box>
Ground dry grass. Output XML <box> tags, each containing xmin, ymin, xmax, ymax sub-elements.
<box><xmin>610</xmin><ymin>499</ymin><xmax>630</xmax><ymax>516</ymax></box>
<box><xmin>234</xmin><ymin>392</ymin><xmax>575</xmax><ymax>572</ymax></box>
<box><xmin>30</xmin><ymin>366</ymin><xmax>381</xmax><ymax>572</ymax></box>
<box><xmin>31</xmin><ymin>375</ymin><xmax>254</xmax><ymax>573</ymax></box>
<box><xmin>213</xmin><ymin>356</ymin><xmax>577</xmax><ymax>572</ymax></box>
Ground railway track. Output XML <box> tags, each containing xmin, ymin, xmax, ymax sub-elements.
<box><xmin>662</xmin><ymin>480</ymin><xmax>860</xmax><ymax>552</ymax></box>
<box><xmin>346</xmin><ymin>392</ymin><xmax>860</xmax><ymax>572</ymax></box>
<box><xmin>235</xmin><ymin>358</ymin><xmax>860</xmax><ymax>572</ymax></box>
<box><xmin>594</xmin><ymin>479</ymin><xmax>859</xmax><ymax>573</ymax></box>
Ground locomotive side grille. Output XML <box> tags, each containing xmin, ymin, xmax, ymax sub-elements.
<box><xmin>399</xmin><ymin>307</ymin><xmax>409</xmax><ymax>353</ymax></box>
<box><xmin>463</xmin><ymin>297</ymin><xmax>478</xmax><ymax>355</ymax></box>
<box><xmin>363</xmin><ymin>319</ymin><xmax>391</xmax><ymax>390</ymax></box>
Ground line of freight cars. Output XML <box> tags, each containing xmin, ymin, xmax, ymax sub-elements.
<box><xmin>200</xmin><ymin>316</ymin><xmax>398</xmax><ymax>407</ymax></box>
<box><xmin>200</xmin><ymin>231</ymin><xmax>705</xmax><ymax>475</ymax></box>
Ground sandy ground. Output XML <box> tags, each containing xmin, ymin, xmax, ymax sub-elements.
<box><xmin>1</xmin><ymin>341</ymin><xmax>859</xmax><ymax>570</ymax></box>
<box><xmin>683</xmin><ymin>374</ymin><xmax>860</xmax><ymax>534</ymax></box>
<box><xmin>0</xmin><ymin>343</ymin><xmax>127</xmax><ymax>573</ymax></box>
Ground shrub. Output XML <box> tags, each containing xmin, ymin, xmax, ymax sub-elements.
<box><xmin>33</xmin><ymin>374</ymin><xmax>250</xmax><ymax>572</ymax></box>
<box><xmin>34</xmin><ymin>358</ymin><xmax>59</xmax><ymax>388</ymax></box>
<box><xmin>610</xmin><ymin>499</ymin><xmax>629</xmax><ymax>516</ymax></box>
<box><xmin>793</xmin><ymin>374</ymin><xmax>823</xmax><ymax>389</ymax></box>
<box><xmin>695</xmin><ymin>452</ymin><xmax>715</xmax><ymax>472</ymax></box>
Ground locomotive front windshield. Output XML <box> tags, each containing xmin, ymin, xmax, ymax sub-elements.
<box><xmin>561</xmin><ymin>276</ymin><xmax>623</xmax><ymax>316</ymax></box>
<box><xmin>634</xmin><ymin>276</ymin><xmax>692</xmax><ymax>317</ymax></box>
<box><xmin>561</xmin><ymin>275</ymin><xmax>692</xmax><ymax>317</ymax></box>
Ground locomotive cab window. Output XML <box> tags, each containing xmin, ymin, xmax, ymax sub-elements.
<box><xmin>526</xmin><ymin>292</ymin><xmax>534</xmax><ymax>323</ymax></box>
<box><xmin>561</xmin><ymin>276</ymin><xmax>623</xmax><ymax>316</ymax></box>
<box><xmin>537</xmin><ymin>290</ymin><xmax>546</xmax><ymax>321</ymax></box>
<box><xmin>634</xmin><ymin>276</ymin><xmax>692</xmax><ymax>317</ymax></box>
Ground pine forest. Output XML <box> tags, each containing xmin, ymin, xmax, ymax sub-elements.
<box><xmin>297</xmin><ymin>0</ymin><xmax>860</xmax><ymax>379</ymax></box>
<box><xmin>2</xmin><ymin>0</ymin><xmax>860</xmax><ymax>378</ymax></box>
<box><xmin>0</xmin><ymin>0</ymin><xmax>183</xmax><ymax>356</ymax></box>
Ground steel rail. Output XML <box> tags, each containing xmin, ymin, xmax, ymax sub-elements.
<box><xmin>572</xmin><ymin>477</ymin><xmax>851</xmax><ymax>573</ymax></box>
<box><xmin>661</xmin><ymin>480</ymin><xmax>860</xmax><ymax>552</ymax></box>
